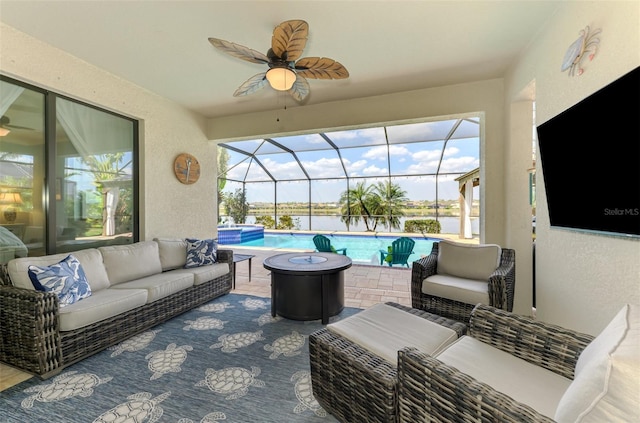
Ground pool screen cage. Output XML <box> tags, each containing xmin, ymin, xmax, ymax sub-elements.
<box><xmin>217</xmin><ymin>115</ymin><xmax>481</xmax><ymax>236</ymax></box>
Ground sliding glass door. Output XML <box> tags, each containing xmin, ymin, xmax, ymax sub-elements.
<box><xmin>0</xmin><ymin>76</ymin><xmax>138</xmax><ymax>262</ymax></box>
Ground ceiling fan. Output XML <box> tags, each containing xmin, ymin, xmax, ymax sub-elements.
<box><xmin>208</xmin><ymin>19</ymin><xmax>349</xmax><ymax>102</ymax></box>
<box><xmin>0</xmin><ymin>115</ymin><xmax>34</xmax><ymax>136</ymax></box>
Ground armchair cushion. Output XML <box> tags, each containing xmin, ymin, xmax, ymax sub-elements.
<box><xmin>422</xmin><ymin>274</ymin><xmax>489</xmax><ymax>305</ymax></box>
<box><xmin>554</xmin><ymin>304</ymin><xmax>639</xmax><ymax>422</ymax></box>
<box><xmin>437</xmin><ymin>240</ymin><xmax>501</xmax><ymax>280</ymax></box>
<box><xmin>436</xmin><ymin>336</ymin><xmax>572</xmax><ymax>419</ymax></box>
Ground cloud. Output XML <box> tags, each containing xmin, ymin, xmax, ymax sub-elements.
<box><xmin>362</xmin><ymin>145</ymin><xmax>410</xmax><ymax>160</ymax></box>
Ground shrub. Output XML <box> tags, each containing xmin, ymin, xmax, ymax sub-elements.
<box><xmin>254</xmin><ymin>215</ymin><xmax>275</xmax><ymax>229</ymax></box>
<box><xmin>276</xmin><ymin>215</ymin><xmax>299</xmax><ymax>230</ymax></box>
<box><xmin>404</xmin><ymin>219</ymin><xmax>441</xmax><ymax>234</ymax></box>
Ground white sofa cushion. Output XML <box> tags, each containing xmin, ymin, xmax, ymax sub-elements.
<box><xmin>169</xmin><ymin>262</ymin><xmax>230</xmax><ymax>285</ymax></box>
<box><xmin>554</xmin><ymin>304</ymin><xmax>640</xmax><ymax>423</ymax></box>
<box><xmin>327</xmin><ymin>303</ymin><xmax>458</xmax><ymax>365</ymax></box>
<box><xmin>110</xmin><ymin>272</ymin><xmax>194</xmax><ymax>303</ymax></box>
<box><xmin>58</xmin><ymin>288</ymin><xmax>148</xmax><ymax>332</ymax></box>
<box><xmin>437</xmin><ymin>240</ymin><xmax>501</xmax><ymax>281</ymax></box>
<box><xmin>7</xmin><ymin>248</ymin><xmax>111</xmax><ymax>292</ymax></box>
<box><xmin>422</xmin><ymin>274</ymin><xmax>490</xmax><ymax>305</ymax></box>
<box><xmin>99</xmin><ymin>241</ymin><xmax>162</xmax><ymax>285</ymax></box>
<box><xmin>154</xmin><ymin>238</ymin><xmax>187</xmax><ymax>271</ymax></box>
<box><xmin>436</xmin><ymin>336</ymin><xmax>572</xmax><ymax>419</ymax></box>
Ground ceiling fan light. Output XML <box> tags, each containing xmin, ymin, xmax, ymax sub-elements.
<box><xmin>0</xmin><ymin>127</ymin><xmax>10</xmax><ymax>137</ymax></box>
<box><xmin>266</xmin><ymin>67</ymin><xmax>296</xmax><ymax>91</ymax></box>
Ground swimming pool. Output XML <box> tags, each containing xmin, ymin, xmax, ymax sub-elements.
<box><xmin>224</xmin><ymin>232</ymin><xmax>441</xmax><ymax>266</ymax></box>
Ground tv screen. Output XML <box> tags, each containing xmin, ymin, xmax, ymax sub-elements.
<box><xmin>536</xmin><ymin>66</ymin><xmax>640</xmax><ymax>238</ymax></box>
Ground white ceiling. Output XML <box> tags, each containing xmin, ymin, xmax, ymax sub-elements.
<box><xmin>0</xmin><ymin>1</ymin><xmax>561</xmax><ymax>119</ymax></box>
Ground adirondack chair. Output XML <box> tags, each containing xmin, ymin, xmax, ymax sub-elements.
<box><xmin>379</xmin><ymin>237</ymin><xmax>415</xmax><ymax>267</ymax></box>
<box><xmin>313</xmin><ymin>234</ymin><xmax>347</xmax><ymax>255</ymax></box>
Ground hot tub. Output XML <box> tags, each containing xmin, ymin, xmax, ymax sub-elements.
<box><xmin>217</xmin><ymin>224</ymin><xmax>264</xmax><ymax>244</ymax></box>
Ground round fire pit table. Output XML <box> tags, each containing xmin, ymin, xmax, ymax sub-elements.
<box><xmin>264</xmin><ymin>252</ymin><xmax>352</xmax><ymax>324</ymax></box>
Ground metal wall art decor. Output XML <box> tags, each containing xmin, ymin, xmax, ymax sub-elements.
<box><xmin>561</xmin><ymin>25</ymin><xmax>601</xmax><ymax>76</ymax></box>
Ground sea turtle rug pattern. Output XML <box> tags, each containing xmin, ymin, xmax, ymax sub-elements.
<box><xmin>1</xmin><ymin>294</ymin><xmax>359</xmax><ymax>423</ymax></box>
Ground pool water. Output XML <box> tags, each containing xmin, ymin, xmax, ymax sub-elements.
<box><xmin>228</xmin><ymin>232</ymin><xmax>440</xmax><ymax>266</ymax></box>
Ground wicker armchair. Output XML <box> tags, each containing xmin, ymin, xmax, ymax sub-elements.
<box><xmin>411</xmin><ymin>240</ymin><xmax>515</xmax><ymax>323</ymax></box>
<box><xmin>397</xmin><ymin>304</ymin><xmax>596</xmax><ymax>422</ymax></box>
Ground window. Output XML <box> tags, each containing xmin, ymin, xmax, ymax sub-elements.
<box><xmin>0</xmin><ymin>76</ymin><xmax>138</xmax><ymax>262</ymax></box>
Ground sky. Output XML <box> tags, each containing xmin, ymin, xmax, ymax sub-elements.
<box><xmin>220</xmin><ymin>117</ymin><xmax>480</xmax><ymax>204</ymax></box>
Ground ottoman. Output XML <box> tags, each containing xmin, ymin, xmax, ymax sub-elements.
<box><xmin>309</xmin><ymin>302</ymin><xmax>467</xmax><ymax>423</ymax></box>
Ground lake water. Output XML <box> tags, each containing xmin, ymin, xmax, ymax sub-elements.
<box><xmin>244</xmin><ymin>215</ymin><xmax>478</xmax><ymax>235</ymax></box>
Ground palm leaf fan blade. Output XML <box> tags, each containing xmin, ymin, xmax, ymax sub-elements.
<box><xmin>295</xmin><ymin>57</ymin><xmax>349</xmax><ymax>79</ymax></box>
<box><xmin>271</xmin><ymin>20</ymin><xmax>308</xmax><ymax>61</ymax></box>
<box><xmin>233</xmin><ymin>73</ymin><xmax>268</xmax><ymax>97</ymax></box>
<box><xmin>208</xmin><ymin>38</ymin><xmax>269</xmax><ymax>64</ymax></box>
<box><xmin>288</xmin><ymin>75</ymin><xmax>310</xmax><ymax>102</ymax></box>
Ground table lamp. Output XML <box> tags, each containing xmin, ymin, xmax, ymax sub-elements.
<box><xmin>0</xmin><ymin>192</ymin><xmax>23</xmax><ymax>223</ymax></box>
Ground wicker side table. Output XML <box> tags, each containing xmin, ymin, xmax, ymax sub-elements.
<box><xmin>309</xmin><ymin>302</ymin><xmax>466</xmax><ymax>423</ymax></box>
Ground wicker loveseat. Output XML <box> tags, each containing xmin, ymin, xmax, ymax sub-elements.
<box><xmin>411</xmin><ymin>240</ymin><xmax>515</xmax><ymax>323</ymax></box>
<box><xmin>0</xmin><ymin>238</ymin><xmax>233</xmax><ymax>379</ymax></box>
<box><xmin>397</xmin><ymin>303</ymin><xmax>639</xmax><ymax>422</ymax></box>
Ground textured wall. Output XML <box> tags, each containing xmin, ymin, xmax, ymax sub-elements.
<box><xmin>0</xmin><ymin>23</ymin><xmax>217</xmax><ymax>241</ymax></box>
<box><xmin>505</xmin><ymin>1</ymin><xmax>640</xmax><ymax>334</ymax></box>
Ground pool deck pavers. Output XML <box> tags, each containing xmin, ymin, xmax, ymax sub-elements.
<box><xmin>230</xmin><ymin>232</ymin><xmax>477</xmax><ymax>309</ymax></box>
<box><xmin>231</xmin><ymin>246</ymin><xmax>413</xmax><ymax>309</ymax></box>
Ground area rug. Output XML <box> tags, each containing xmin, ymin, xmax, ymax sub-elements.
<box><xmin>0</xmin><ymin>294</ymin><xmax>361</xmax><ymax>423</ymax></box>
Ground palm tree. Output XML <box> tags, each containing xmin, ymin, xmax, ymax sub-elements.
<box><xmin>370</xmin><ymin>181</ymin><xmax>408</xmax><ymax>231</ymax></box>
<box><xmin>339</xmin><ymin>181</ymin><xmax>375</xmax><ymax>231</ymax></box>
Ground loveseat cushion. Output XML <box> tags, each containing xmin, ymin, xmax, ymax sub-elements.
<box><xmin>110</xmin><ymin>272</ymin><xmax>194</xmax><ymax>303</ymax></box>
<box><xmin>58</xmin><ymin>288</ymin><xmax>148</xmax><ymax>332</ymax></box>
<box><xmin>154</xmin><ymin>238</ymin><xmax>187</xmax><ymax>271</ymax></box>
<box><xmin>436</xmin><ymin>336</ymin><xmax>572</xmax><ymax>419</ymax></box>
<box><xmin>169</xmin><ymin>262</ymin><xmax>230</xmax><ymax>285</ymax></box>
<box><xmin>99</xmin><ymin>241</ymin><xmax>162</xmax><ymax>285</ymax></box>
<box><xmin>437</xmin><ymin>240</ymin><xmax>501</xmax><ymax>281</ymax></box>
<box><xmin>554</xmin><ymin>303</ymin><xmax>639</xmax><ymax>422</ymax></box>
<box><xmin>327</xmin><ymin>303</ymin><xmax>458</xmax><ymax>365</ymax></box>
<box><xmin>7</xmin><ymin>248</ymin><xmax>111</xmax><ymax>292</ymax></box>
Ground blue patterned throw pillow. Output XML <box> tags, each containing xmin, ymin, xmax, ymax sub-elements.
<box><xmin>184</xmin><ymin>238</ymin><xmax>217</xmax><ymax>268</ymax></box>
<box><xmin>28</xmin><ymin>254</ymin><xmax>92</xmax><ymax>307</ymax></box>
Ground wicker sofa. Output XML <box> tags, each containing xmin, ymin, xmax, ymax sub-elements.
<box><xmin>0</xmin><ymin>238</ymin><xmax>233</xmax><ymax>379</ymax></box>
<box><xmin>397</xmin><ymin>303</ymin><xmax>639</xmax><ymax>422</ymax></box>
<box><xmin>411</xmin><ymin>240</ymin><xmax>516</xmax><ymax>323</ymax></box>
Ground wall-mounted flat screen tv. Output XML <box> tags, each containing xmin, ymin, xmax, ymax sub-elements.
<box><xmin>536</xmin><ymin>66</ymin><xmax>639</xmax><ymax>239</ymax></box>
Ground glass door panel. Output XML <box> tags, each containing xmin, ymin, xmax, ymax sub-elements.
<box><xmin>0</xmin><ymin>80</ymin><xmax>45</xmax><ymax>260</ymax></box>
<box><xmin>55</xmin><ymin>97</ymin><xmax>134</xmax><ymax>252</ymax></box>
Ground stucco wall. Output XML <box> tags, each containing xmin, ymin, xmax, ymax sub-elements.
<box><xmin>505</xmin><ymin>1</ymin><xmax>640</xmax><ymax>334</ymax></box>
<box><xmin>0</xmin><ymin>23</ymin><xmax>218</xmax><ymax>241</ymax></box>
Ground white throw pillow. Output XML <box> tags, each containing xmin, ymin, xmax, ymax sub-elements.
<box><xmin>554</xmin><ymin>304</ymin><xmax>640</xmax><ymax>422</ymax></box>
<box><xmin>437</xmin><ymin>240</ymin><xmax>501</xmax><ymax>281</ymax></box>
